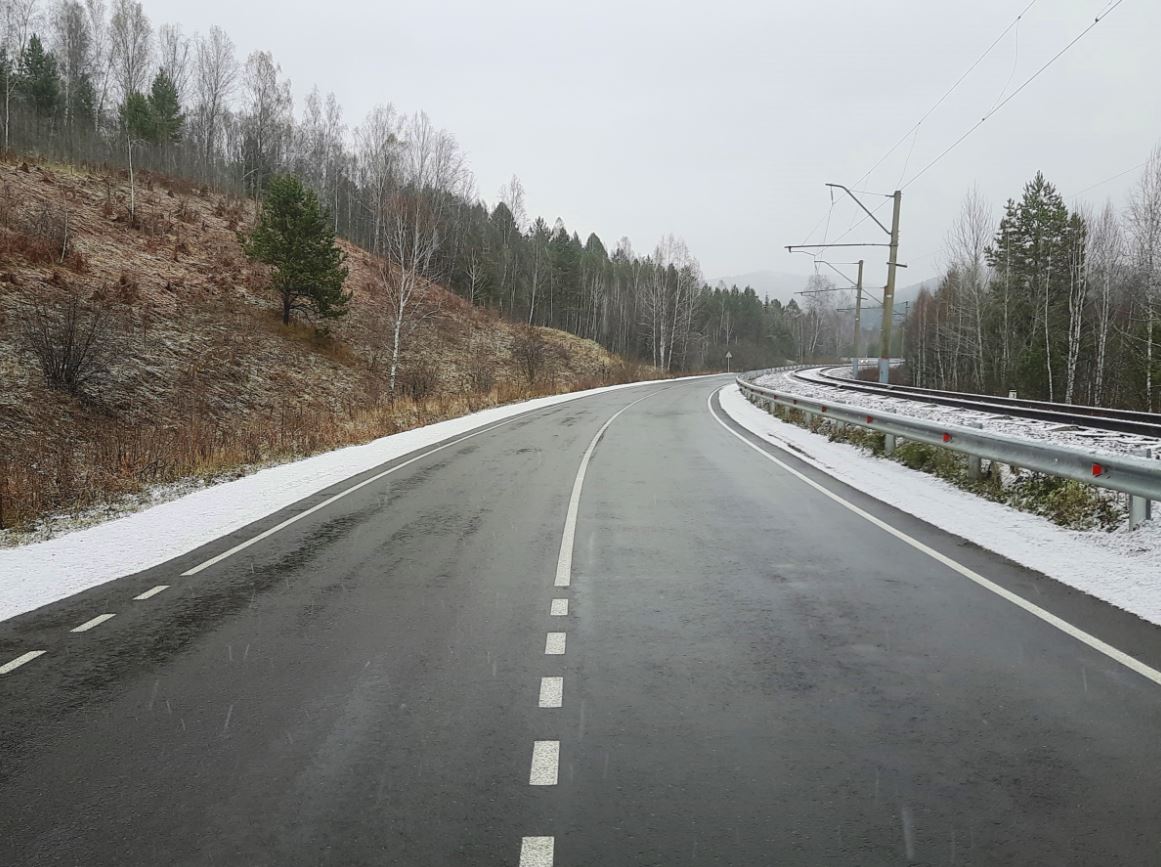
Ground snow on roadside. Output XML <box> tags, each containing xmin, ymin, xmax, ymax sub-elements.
<box><xmin>0</xmin><ymin>377</ymin><xmax>687</xmax><ymax>623</ymax></box>
<box><xmin>719</xmin><ymin>385</ymin><xmax>1161</xmax><ymax>626</ymax></box>
<box><xmin>756</xmin><ymin>367</ymin><xmax>1161</xmax><ymax>461</ymax></box>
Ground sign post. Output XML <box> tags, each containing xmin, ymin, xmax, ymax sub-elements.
<box><xmin>725</xmin><ymin>351</ymin><xmax>733</xmax><ymax>374</ymax></box>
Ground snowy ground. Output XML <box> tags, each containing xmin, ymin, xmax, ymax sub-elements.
<box><xmin>756</xmin><ymin>367</ymin><xmax>1161</xmax><ymax>461</ymax></box>
<box><xmin>719</xmin><ymin>385</ymin><xmax>1161</xmax><ymax>626</ymax></box>
<box><xmin>0</xmin><ymin>377</ymin><xmax>687</xmax><ymax>623</ymax></box>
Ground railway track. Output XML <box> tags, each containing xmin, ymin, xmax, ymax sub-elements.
<box><xmin>791</xmin><ymin>368</ymin><xmax>1161</xmax><ymax>440</ymax></box>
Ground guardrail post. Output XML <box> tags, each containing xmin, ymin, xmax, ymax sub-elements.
<box><xmin>884</xmin><ymin>433</ymin><xmax>896</xmax><ymax>456</ymax></box>
<box><xmin>1130</xmin><ymin>447</ymin><xmax>1155</xmax><ymax>529</ymax></box>
<box><xmin>966</xmin><ymin>422</ymin><xmax>983</xmax><ymax>480</ymax></box>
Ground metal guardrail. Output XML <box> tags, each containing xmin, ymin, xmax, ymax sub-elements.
<box><xmin>800</xmin><ymin>367</ymin><xmax>1161</xmax><ymax>439</ymax></box>
<box><xmin>736</xmin><ymin>370</ymin><xmax>1160</xmax><ymax>526</ymax></box>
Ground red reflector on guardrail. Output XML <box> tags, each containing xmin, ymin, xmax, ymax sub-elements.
<box><xmin>942</xmin><ymin>433</ymin><xmax>952</xmax><ymax>443</ymax></box>
<box><xmin>1092</xmin><ymin>463</ymin><xmax>1104</xmax><ymax>477</ymax></box>
<box><xmin>866</xmin><ymin>415</ymin><xmax>874</xmax><ymax>424</ymax></box>
<box><xmin>821</xmin><ymin>405</ymin><xmax>828</xmax><ymax>413</ymax></box>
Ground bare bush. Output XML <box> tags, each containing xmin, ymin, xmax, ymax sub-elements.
<box><xmin>511</xmin><ymin>326</ymin><xmax>548</xmax><ymax>386</ymax></box>
<box><xmin>19</xmin><ymin>202</ymin><xmax>72</xmax><ymax>263</ymax></box>
<box><xmin>396</xmin><ymin>360</ymin><xmax>440</xmax><ymax>401</ymax></box>
<box><xmin>20</xmin><ymin>294</ymin><xmax>114</xmax><ymax>395</ymax></box>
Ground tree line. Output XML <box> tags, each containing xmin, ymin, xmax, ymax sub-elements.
<box><xmin>0</xmin><ymin>0</ymin><xmax>800</xmax><ymax>378</ymax></box>
<box><xmin>905</xmin><ymin>155</ymin><xmax>1161</xmax><ymax>411</ymax></box>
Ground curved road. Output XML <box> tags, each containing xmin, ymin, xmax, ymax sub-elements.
<box><xmin>1</xmin><ymin>375</ymin><xmax>1160</xmax><ymax>865</ymax></box>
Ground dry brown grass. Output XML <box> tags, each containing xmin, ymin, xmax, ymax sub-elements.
<box><xmin>0</xmin><ymin>156</ymin><xmax>661</xmax><ymax>534</ymax></box>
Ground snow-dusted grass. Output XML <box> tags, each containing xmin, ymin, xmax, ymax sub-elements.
<box><xmin>720</xmin><ymin>385</ymin><xmax>1161</xmax><ymax>626</ymax></box>
<box><xmin>0</xmin><ymin>377</ymin><xmax>687</xmax><ymax>623</ymax></box>
<box><xmin>758</xmin><ymin>367</ymin><xmax>1161</xmax><ymax>461</ymax></box>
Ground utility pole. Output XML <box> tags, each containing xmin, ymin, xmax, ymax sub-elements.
<box><xmin>787</xmin><ymin>184</ymin><xmax>904</xmax><ymax>384</ymax></box>
<box><xmin>852</xmin><ymin>259</ymin><xmax>864</xmax><ymax>378</ymax></box>
<box><xmin>878</xmin><ymin>190</ymin><xmax>903</xmax><ymax>384</ymax></box>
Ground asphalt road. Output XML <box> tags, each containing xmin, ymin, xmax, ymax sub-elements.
<box><xmin>2</xmin><ymin>375</ymin><xmax>1161</xmax><ymax>866</ymax></box>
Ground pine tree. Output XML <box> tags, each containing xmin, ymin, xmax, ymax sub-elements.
<box><xmin>243</xmin><ymin>175</ymin><xmax>350</xmax><ymax>325</ymax></box>
<box><xmin>119</xmin><ymin>91</ymin><xmax>156</xmax><ymax>142</ymax></box>
<box><xmin>18</xmin><ymin>35</ymin><xmax>61</xmax><ymax>120</ymax></box>
<box><xmin>986</xmin><ymin>172</ymin><xmax>1083</xmax><ymax>399</ymax></box>
<box><xmin>148</xmin><ymin>69</ymin><xmax>184</xmax><ymax>144</ymax></box>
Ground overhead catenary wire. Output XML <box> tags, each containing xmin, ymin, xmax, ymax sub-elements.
<box><xmin>1068</xmin><ymin>160</ymin><xmax>1150</xmax><ymax>200</ymax></box>
<box><xmin>798</xmin><ymin>0</ymin><xmax>1123</xmax><ymax>257</ymax></box>
<box><xmin>900</xmin><ymin>0</ymin><xmax>1126</xmax><ymax>191</ymax></box>
<box><xmin>852</xmin><ymin>0</ymin><xmax>1041</xmax><ymax>191</ymax></box>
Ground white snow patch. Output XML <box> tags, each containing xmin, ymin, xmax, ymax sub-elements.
<box><xmin>0</xmin><ymin>377</ymin><xmax>691</xmax><ymax>622</ymax></box>
<box><xmin>757</xmin><ymin>367</ymin><xmax>1161</xmax><ymax>461</ymax></box>
<box><xmin>719</xmin><ymin>385</ymin><xmax>1161</xmax><ymax>625</ymax></box>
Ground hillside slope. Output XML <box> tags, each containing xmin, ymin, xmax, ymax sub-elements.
<box><xmin>0</xmin><ymin>155</ymin><xmax>648</xmax><ymax>538</ymax></box>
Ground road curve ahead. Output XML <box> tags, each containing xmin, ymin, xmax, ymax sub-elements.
<box><xmin>2</xmin><ymin>375</ymin><xmax>1160</xmax><ymax>865</ymax></box>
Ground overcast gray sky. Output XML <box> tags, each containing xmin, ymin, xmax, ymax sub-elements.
<box><xmin>150</xmin><ymin>0</ymin><xmax>1159</xmax><ymax>289</ymax></box>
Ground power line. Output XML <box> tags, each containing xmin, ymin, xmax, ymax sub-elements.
<box><xmin>812</xmin><ymin>0</ymin><xmax>1127</xmax><ymax>256</ymax></box>
<box><xmin>1068</xmin><ymin>160</ymin><xmax>1148</xmax><ymax>200</ymax></box>
<box><xmin>853</xmin><ymin>0</ymin><xmax>1040</xmax><ymax>191</ymax></box>
<box><xmin>901</xmin><ymin>0</ymin><xmax>1126</xmax><ymax>190</ymax></box>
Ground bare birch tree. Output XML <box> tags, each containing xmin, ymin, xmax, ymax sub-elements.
<box><xmin>82</xmin><ymin>0</ymin><xmax>108</xmax><ymax>127</ymax></box>
<box><xmin>377</xmin><ymin>111</ymin><xmax>470</xmax><ymax>392</ymax></box>
<box><xmin>1</xmin><ymin>0</ymin><xmax>38</xmax><ymax>148</ymax></box>
<box><xmin>51</xmin><ymin>0</ymin><xmax>90</xmax><ymax>134</ymax></box>
<box><xmin>239</xmin><ymin>49</ymin><xmax>291</xmax><ymax>196</ymax></box>
<box><xmin>354</xmin><ymin>103</ymin><xmax>398</xmax><ymax>255</ymax></box>
<box><xmin>156</xmin><ymin>22</ymin><xmax>190</xmax><ymax>102</ymax></box>
<box><xmin>108</xmin><ymin>0</ymin><xmax>150</xmax><ymax>100</ymax></box>
<box><xmin>1063</xmin><ymin>210</ymin><xmax>1088</xmax><ymax>404</ymax></box>
<box><xmin>1086</xmin><ymin>201</ymin><xmax>1122</xmax><ymax>404</ymax></box>
<box><xmin>1128</xmin><ymin>145</ymin><xmax>1161</xmax><ymax>411</ymax></box>
<box><xmin>192</xmin><ymin>24</ymin><xmax>236</xmax><ymax>170</ymax></box>
<box><xmin>945</xmin><ymin>187</ymin><xmax>992</xmax><ymax>389</ymax></box>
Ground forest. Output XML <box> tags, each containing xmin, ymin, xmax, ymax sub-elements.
<box><xmin>904</xmin><ymin>163</ymin><xmax>1161</xmax><ymax>411</ymax></box>
<box><xmin>4</xmin><ymin>0</ymin><xmax>1156</xmax><ymax>405</ymax></box>
<box><xmin>0</xmin><ymin>0</ymin><xmax>800</xmax><ymax>375</ymax></box>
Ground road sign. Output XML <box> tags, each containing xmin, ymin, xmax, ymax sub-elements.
<box><xmin>725</xmin><ymin>351</ymin><xmax>732</xmax><ymax>373</ymax></box>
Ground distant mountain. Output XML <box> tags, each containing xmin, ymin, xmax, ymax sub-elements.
<box><xmin>712</xmin><ymin>270</ymin><xmax>939</xmax><ymax>310</ymax></box>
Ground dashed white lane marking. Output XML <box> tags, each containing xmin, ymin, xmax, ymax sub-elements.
<box><xmin>708</xmin><ymin>386</ymin><xmax>1161</xmax><ymax>688</ymax></box>
<box><xmin>134</xmin><ymin>585</ymin><xmax>169</xmax><ymax>601</ymax></box>
<box><xmin>181</xmin><ymin>414</ymin><xmax>538</xmax><ymax>576</ymax></box>
<box><xmin>555</xmin><ymin>389</ymin><xmax>665</xmax><ymax>587</ymax></box>
<box><xmin>70</xmin><ymin>613</ymin><xmax>116</xmax><ymax>633</ymax></box>
<box><xmin>550</xmin><ymin>598</ymin><xmax>568</xmax><ymax>616</ymax></box>
<box><xmin>519</xmin><ymin>836</ymin><xmax>554</xmax><ymax>866</ymax></box>
<box><xmin>0</xmin><ymin>650</ymin><xmax>46</xmax><ymax>674</ymax></box>
<box><xmin>539</xmin><ymin>676</ymin><xmax>563</xmax><ymax>708</ymax></box>
<box><xmin>544</xmin><ymin>632</ymin><xmax>566</xmax><ymax>655</ymax></box>
<box><xmin>529</xmin><ymin>741</ymin><xmax>560</xmax><ymax>785</ymax></box>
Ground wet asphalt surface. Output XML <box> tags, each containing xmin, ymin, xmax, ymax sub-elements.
<box><xmin>1</xmin><ymin>375</ymin><xmax>1160</xmax><ymax>866</ymax></box>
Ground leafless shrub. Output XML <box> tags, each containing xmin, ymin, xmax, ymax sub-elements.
<box><xmin>464</xmin><ymin>350</ymin><xmax>496</xmax><ymax>395</ymax></box>
<box><xmin>511</xmin><ymin>326</ymin><xmax>548</xmax><ymax>386</ymax></box>
<box><xmin>20</xmin><ymin>294</ymin><xmax>114</xmax><ymax>395</ymax></box>
<box><xmin>19</xmin><ymin>202</ymin><xmax>72</xmax><ymax>263</ymax></box>
<box><xmin>396</xmin><ymin>360</ymin><xmax>440</xmax><ymax>401</ymax></box>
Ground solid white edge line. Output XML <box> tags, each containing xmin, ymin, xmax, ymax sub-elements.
<box><xmin>709</xmin><ymin>385</ymin><xmax>1161</xmax><ymax>687</ymax></box>
<box><xmin>519</xmin><ymin>836</ymin><xmax>555</xmax><ymax>866</ymax></box>
<box><xmin>133</xmin><ymin>585</ymin><xmax>169</xmax><ymax>600</ymax></box>
<box><xmin>0</xmin><ymin>649</ymin><xmax>46</xmax><ymax>674</ymax></box>
<box><xmin>550</xmin><ymin>598</ymin><xmax>568</xmax><ymax>616</ymax></box>
<box><xmin>180</xmin><ymin>415</ymin><xmax>528</xmax><ymax>576</ymax></box>
<box><xmin>184</xmin><ymin>381</ymin><xmax>676</xmax><ymax>578</ymax></box>
<box><xmin>70</xmin><ymin>613</ymin><xmax>117</xmax><ymax>633</ymax></box>
<box><xmin>529</xmin><ymin>740</ymin><xmax>560</xmax><ymax>785</ymax></box>
<box><xmin>544</xmin><ymin>632</ymin><xmax>566</xmax><ymax>655</ymax></box>
<box><xmin>539</xmin><ymin>676</ymin><xmax>563</xmax><ymax>708</ymax></box>
<box><xmin>555</xmin><ymin>389</ymin><xmax>665</xmax><ymax>587</ymax></box>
